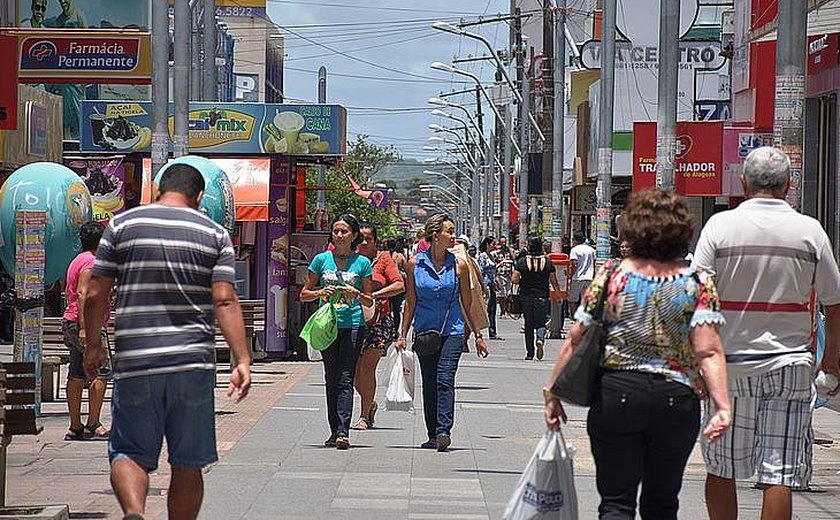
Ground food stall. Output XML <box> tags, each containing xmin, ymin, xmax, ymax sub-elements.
<box><xmin>78</xmin><ymin>100</ymin><xmax>347</xmax><ymax>358</ymax></box>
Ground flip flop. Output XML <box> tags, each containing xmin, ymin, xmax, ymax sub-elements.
<box><xmin>350</xmin><ymin>417</ymin><xmax>370</xmax><ymax>430</ymax></box>
<box><xmin>83</xmin><ymin>421</ymin><xmax>110</xmax><ymax>440</ymax></box>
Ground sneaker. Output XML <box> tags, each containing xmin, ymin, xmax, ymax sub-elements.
<box><xmin>525</xmin><ymin>356</ymin><xmax>534</xmax><ymax>360</ymax></box>
<box><xmin>436</xmin><ymin>434</ymin><xmax>451</xmax><ymax>452</ymax></box>
<box><xmin>420</xmin><ymin>438</ymin><xmax>437</xmax><ymax>449</ymax></box>
<box><xmin>335</xmin><ymin>435</ymin><xmax>350</xmax><ymax>450</ymax></box>
<box><xmin>324</xmin><ymin>434</ymin><xmax>338</xmax><ymax>447</ymax></box>
<box><xmin>536</xmin><ymin>340</ymin><xmax>544</xmax><ymax>360</ymax></box>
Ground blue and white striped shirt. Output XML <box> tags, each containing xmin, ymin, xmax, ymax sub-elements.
<box><xmin>91</xmin><ymin>204</ymin><xmax>236</xmax><ymax>380</ymax></box>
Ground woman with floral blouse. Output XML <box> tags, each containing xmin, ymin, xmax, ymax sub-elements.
<box><xmin>543</xmin><ymin>189</ymin><xmax>732</xmax><ymax>519</ymax></box>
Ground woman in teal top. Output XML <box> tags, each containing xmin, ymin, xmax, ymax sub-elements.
<box><xmin>301</xmin><ymin>214</ymin><xmax>374</xmax><ymax>450</ymax></box>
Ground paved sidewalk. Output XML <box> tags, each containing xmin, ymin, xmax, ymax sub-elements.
<box><xmin>199</xmin><ymin>316</ymin><xmax>840</xmax><ymax>519</ymax></box>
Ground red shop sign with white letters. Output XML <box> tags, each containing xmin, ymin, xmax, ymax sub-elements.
<box><xmin>632</xmin><ymin>120</ymin><xmax>724</xmax><ymax>196</ymax></box>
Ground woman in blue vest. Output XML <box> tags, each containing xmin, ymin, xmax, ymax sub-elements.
<box><xmin>395</xmin><ymin>214</ymin><xmax>489</xmax><ymax>452</ymax></box>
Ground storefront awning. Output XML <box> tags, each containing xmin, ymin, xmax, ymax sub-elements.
<box><xmin>142</xmin><ymin>157</ymin><xmax>270</xmax><ymax>221</ymax></box>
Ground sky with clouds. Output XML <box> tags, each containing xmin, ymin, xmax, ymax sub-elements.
<box><xmin>266</xmin><ymin>0</ymin><xmax>517</xmax><ymax>160</ymax></box>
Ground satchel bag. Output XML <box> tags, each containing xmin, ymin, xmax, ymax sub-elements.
<box><xmin>550</xmin><ymin>263</ymin><xmax>618</xmax><ymax>406</ymax></box>
<box><xmin>362</xmin><ymin>254</ymin><xmax>382</xmax><ymax>325</ymax></box>
<box><xmin>413</xmin><ymin>273</ymin><xmax>458</xmax><ymax>356</ymax></box>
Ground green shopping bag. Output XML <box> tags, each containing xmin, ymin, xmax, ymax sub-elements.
<box><xmin>300</xmin><ymin>293</ymin><xmax>339</xmax><ymax>351</ymax></box>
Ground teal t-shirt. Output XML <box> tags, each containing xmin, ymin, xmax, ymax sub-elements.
<box><xmin>308</xmin><ymin>251</ymin><xmax>373</xmax><ymax>329</ymax></box>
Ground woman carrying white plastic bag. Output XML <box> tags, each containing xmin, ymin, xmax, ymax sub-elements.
<box><xmin>384</xmin><ymin>346</ymin><xmax>415</xmax><ymax>411</ymax></box>
<box><xmin>503</xmin><ymin>429</ymin><xmax>578</xmax><ymax>520</ymax></box>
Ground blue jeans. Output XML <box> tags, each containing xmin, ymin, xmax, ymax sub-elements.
<box><xmin>487</xmin><ymin>286</ymin><xmax>498</xmax><ymax>337</ymax></box>
<box><xmin>522</xmin><ymin>295</ymin><xmax>548</xmax><ymax>358</ymax></box>
<box><xmin>322</xmin><ymin>327</ymin><xmax>365</xmax><ymax>436</ymax></box>
<box><xmin>417</xmin><ymin>334</ymin><xmax>463</xmax><ymax>439</ymax></box>
<box><xmin>109</xmin><ymin>370</ymin><xmax>217</xmax><ymax>471</ymax></box>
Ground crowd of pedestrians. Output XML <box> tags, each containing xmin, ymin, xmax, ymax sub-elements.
<box><xmin>57</xmin><ymin>145</ymin><xmax>840</xmax><ymax>520</ymax></box>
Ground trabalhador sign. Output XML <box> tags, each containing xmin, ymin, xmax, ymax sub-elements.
<box><xmin>632</xmin><ymin>121</ymin><xmax>724</xmax><ymax>196</ymax></box>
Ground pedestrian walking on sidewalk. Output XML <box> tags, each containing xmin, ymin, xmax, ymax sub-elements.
<box><xmin>543</xmin><ymin>189</ymin><xmax>731</xmax><ymax>519</ymax></box>
<box><xmin>478</xmin><ymin>236</ymin><xmax>502</xmax><ymax>339</ymax></box>
<box><xmin>512</xmin><ymin>237</ymin><xmax>562</xmax><ymax>361</ymax></box>
<box><xmin>62</xmin><ymin>221</ymin><xmax>111</xmax><ymax>441</ymax></box>
<box><xmin>568</xmin><ymin>231</ymin><xmax>596</xmax><ymax>318</ymax></box>
<box><xmin>692</xmin><ymin>146</ymin><xmax>840</xmax><ymax>520</ymax></box>
<box><xmin>452</xmin><ymin>235</ymin><xmax>490</xmax><ymax>352</ymax></box>
<box><xmin>352</xmin><ymin>222</ymin><xmax>404</xmax><ymax>430</ymax></box>
<box><xmin>300</xmin><ymin>214</ymin><xmax>375</xmax><ymax>450</ymax></box>
<box><xmin>83</xmin><ymin>163</ymin><xmax>252</xmax><ymax>520</ymax></box>
<box><xmin>396</xmin><ymin>214</ymin><xmax>489</xmax><ymax>452</ymax></box>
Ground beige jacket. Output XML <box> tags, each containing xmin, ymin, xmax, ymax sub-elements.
<box><xmin>452</xmin><ymin>244</ymin><xmax>490</xmax><ymax>331</ymax></box>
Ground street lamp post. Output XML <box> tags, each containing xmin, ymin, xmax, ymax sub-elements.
<box><xmin>425</xmin><ymin>144</ymin><xmax>481</xmax><ymax>235</ymax></box>
<box><xmin>420</xmin><ymin>185</ymin><xmax>466</xmax><ymax>233</ymax></box>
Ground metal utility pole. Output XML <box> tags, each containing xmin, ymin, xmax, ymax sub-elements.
<box><xmin>515</xmin><ymin>11</ymin><xmax>529</xmax><ymax>249</ymax></box>
<box><xmin>475</xmin><ymin>86</ymin><xmax>486</xmax><ymax>235</ymax></box>
<box><xmin>173</xmin><ymin>0</ymin><xmax>191</xmax><ymax>157</ymax></box>
<box><xmin>774</xmin><ymin>0</ymin><xmax>807</xmax><ymax>212</ymax></box>
<box><xmin>202</xmin><ymin>0</ymin><xmax>217</xmax><ymax>101</ymax></box>
<box><xmin>655</xmin><ymin>0</ymin><xmax>680</xmax><ymax>191</ymax></box>
<box><xmin>551</xmin><ymin>0</ymin><xmax>566</xmax><ymax>251</ymax></box>
<box><xmin>316</xmin><ymin>66</ymin><xmax>327</xmax><ymax>228</ymax></box>
<box><xmin>501</xmin><ymin>103</ymin><xmax>512</xmax><ymax>240</ymax></box>
<box><xmin>151</xmin><ymin>0</ymin><xmax>170</xmax><ymax>175</ymax></box>
<box><xmin>488</xmin><ymin>131</ymin><xmax>497</xmax><ymax>235</ymax></box>
<box><xmin>595</xmin><ymin>0</ymin><xmax>617</xmax><ymax>262</ymax></box>
<box><xmin>190</xmin><ymin>4</ymin><xmax>202</xmax><ymax>100</ymax></box>
<box><xmin>542</xmin><ymin>1</ymin><xmax>554</xmax><ymax>242</ymax></box>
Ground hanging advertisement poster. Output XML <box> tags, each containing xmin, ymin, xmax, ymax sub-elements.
<box><xmin>0</xmin><ymin>34</ymin><xmax>18</xmax><ymax>130</ymax></box>
<box><xmin>64</xmin><ymin>157</ymin><xmax>126</xmax><ymax>221</ymax></box>
<box><xmin>632</xmin><ymin>121</ymin><xmax>724</xmax><ymax>196</ymax></box>
<box><xmin>81</xmin><ymin>101</ymin><xmax>347</xmax><ymax>156</ymax></box>
<box><xmin>266</xmin><ymin>160</ymin><xmax>290</xmax><ymax>354</ymax></box>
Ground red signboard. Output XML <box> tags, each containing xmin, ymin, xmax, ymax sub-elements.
<box><xmin>0</xmin><ymin>34</ymin><xmax>18</xmax><ymax>130</ymax></box>
<box><xmin>632</xmin><ymin>121</ymin><xmax>724</xmax><ymax>196</ymax></box>
<box><xmin>808</xmin><ymin>33</ymin><xmax>839</xmax><ymax>74</ymax></box>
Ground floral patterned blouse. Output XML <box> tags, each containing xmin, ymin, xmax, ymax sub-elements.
<box><xmin>575</xmin><ymin>260</ymin><xmax>725</xmax><ymax>389</ymax></box>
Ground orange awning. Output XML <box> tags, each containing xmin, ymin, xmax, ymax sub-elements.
<box><xmin>142</xmin><ymin>157</ymin><xmax>270</xmax><ymax>221</ymax></box>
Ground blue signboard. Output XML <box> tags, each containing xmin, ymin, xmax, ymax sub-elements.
<box><xmin>79</xmin><ymin>101</ymin><xmax>348</xmax><ymax>156</ymax></box>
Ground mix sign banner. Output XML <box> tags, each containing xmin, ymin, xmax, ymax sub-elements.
<box><xmin>80</xmin><ymin>101</ymin><xmax>348</xmax><ymax>156</ymax></box>
<box><xmin>9</xmin><ymin>30</ymin><xmax>152</xmax><ymax>84</ymax></box>
<box><xmin>632</xmin><ymin>121</ymin><xmax>724</xmax><ymax>196</ymax></box>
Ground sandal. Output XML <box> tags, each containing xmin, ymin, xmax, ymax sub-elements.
<box><xmin>367</xmin><ymin>401</ymin><xmax>378</xmax><ymax>427</ymax></box>
<box><xmin>83</xmin><ymin>421</ymin><xmax>110</xmax><ymax>440</ymax></box>
<box><xmin>350</xmin><ymin>417</ymin><xmax>370</xmax><ymax>430</ymax></box>
<box><xmin>64</xmin><ymin>426</ymin><xmax>85</xmax><ymax>441</ymax></box>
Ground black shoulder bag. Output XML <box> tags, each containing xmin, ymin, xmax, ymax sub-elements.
<box><xmin>550</xmin><ymin>262</ymin><xmax>619</xmax><ymax>406</ymax></box>
<box><xmin>413</xmin><ymin>268</ymin><xmax>458</xmax><ymax>356</ymax></box>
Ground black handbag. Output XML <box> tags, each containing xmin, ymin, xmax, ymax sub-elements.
<box><xmin>550</xmin><ymin>263</ymin><xmax>619</xmax><ymax>406</ymax></box>
<box><xmin>413</xmin><ymin>272</ymin><xmax>458</xmax><ymax>356</ymax></box>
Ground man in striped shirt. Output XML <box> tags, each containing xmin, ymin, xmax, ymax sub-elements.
<box><xmin>83</xmin><ymin>163</ymin><xmax>251</xmax><ymax>520</ymax></box>
<box><xmin>693</xmin><ymin>147</ymin><xmax>840</xmax><ymax>520</ymax></box>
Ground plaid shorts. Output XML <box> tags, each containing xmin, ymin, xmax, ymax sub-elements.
<box><xmin>702</xmin><ymin>363</ymin><xmax>814</xmax><ymax>487</ymax></box>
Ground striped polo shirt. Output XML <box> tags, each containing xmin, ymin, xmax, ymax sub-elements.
<box><xmin>693</xmin><ymin>198</ymin><xmax>840</xmax><ymax>378</ymax></box>
<box><xmin>91</xmin><ymin>204</ymin><xmax>236</xmax><ymax>380</ymax></box>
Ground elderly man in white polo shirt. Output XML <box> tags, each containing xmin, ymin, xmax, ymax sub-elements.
<box><xmin>693</xmin><ymin>146</ymin><xmax>840</xmax><ymax>519</ymax></box>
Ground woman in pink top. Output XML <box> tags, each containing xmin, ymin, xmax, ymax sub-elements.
<box><xmin>62</xmin><ymin>222</ymin><xmax>111</xmax><ymax>440</ymax></box>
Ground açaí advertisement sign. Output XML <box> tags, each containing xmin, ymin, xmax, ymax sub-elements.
<box><xmin>80</xmin><ymin>101</ymin><xmax>347</xmax><ymax>156</ymax></box>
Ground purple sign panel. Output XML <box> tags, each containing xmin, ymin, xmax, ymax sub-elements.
<box><xmin>64</xmin><ymin>157</ymin><xmax>126</xmax><ymax>222</ymax></box>
<box><xmin>266</xmin><ymin>160</ymin><xmax>291</xmax><ymax>353</ymax></box>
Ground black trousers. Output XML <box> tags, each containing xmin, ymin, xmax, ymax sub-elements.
<box><xmin>322</xmin><ymin>327</ymin><xmax>365</xmax><ymax>436</ymax></box>
<box><xmin>521</xmin><ymin>295</ymin><xmax>548</xmax><ymax>358</ymax></box>
<box><xmin>587</xmin><ymin>370</ymin><xmax>700</xmax><ymax>520</ymax></box>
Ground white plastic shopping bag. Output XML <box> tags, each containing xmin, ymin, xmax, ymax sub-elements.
<box><xmin>307</xmin><ymin>344</ymin><xmax>322</xmax><ymax>362</ymax></box>
<box><xmin>384</xmin><ymin>347</ymin><xmax>415</xmax><ymax>411</ymax></box>
<box><xmin>503</xmin><ymin>428</ymin><xmax>578</xmax><ymax>520</ymax></box>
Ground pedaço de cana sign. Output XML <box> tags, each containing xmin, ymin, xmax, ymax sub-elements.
<box><xmin>79</xmin><ymin>101</ymin><xmax>347</xmax><ymax>156</ymax></box>
<box><xmin>12</xmin><ymin>29</ymin><xmax>152</xmax><ymax>85</ymax></box>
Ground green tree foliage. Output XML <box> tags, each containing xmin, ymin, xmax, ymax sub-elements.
<box><xmin>305</xmin><ymin>135</ymin><xmax>402</xmax><ymax>236</ymax></box>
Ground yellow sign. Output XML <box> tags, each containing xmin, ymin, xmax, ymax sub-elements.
<box><xmin>105</xmin><ymin>103</ymin><xmax>147</xmax><ymax>118</ymax></box>
<box><xmin>168</xmin><ymin>108</ymin><xmax>257</xmax><ymax>149</ymax></box>
<box><xmin>217</xmin><ymin>0</ymin><xmax>265</xmax><ymax>6</ymax></box>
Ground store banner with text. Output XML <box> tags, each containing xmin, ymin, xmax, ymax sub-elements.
<box><xmin>0</xmin><ymin>35</ymin><xmax>18</xmax><ymax>130</ymax></box>
<box><xmin>81</xmin><ymin>101</ymin><xmax>347</xmax><ymax>156</ymax></box>
<box><xmin>64</xmin><ymin>157</ymin><xmax>126</xmax><ymax>222</ymax></box>
<box><xmin>632</xmin><ymin>121</ymin><xmax>723</xmax><ymax>196</ymax></box>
